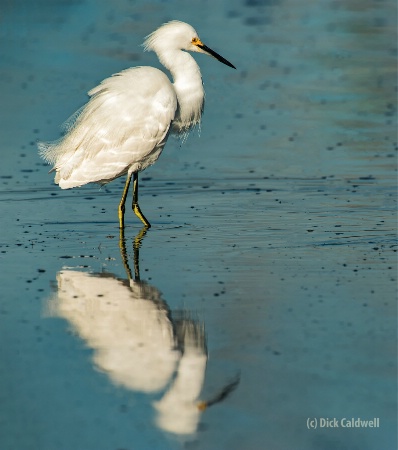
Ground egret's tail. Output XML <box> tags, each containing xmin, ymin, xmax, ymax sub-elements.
<box><xmin>37</xmin><ymin>138</ymin><xmax>63</xmax><ymax>165</ymax></box>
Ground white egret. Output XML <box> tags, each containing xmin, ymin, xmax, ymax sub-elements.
<box><xmin>38</xmin><ymin>20</ymin><xmax>235</xmax><ymax>228</ymax></box>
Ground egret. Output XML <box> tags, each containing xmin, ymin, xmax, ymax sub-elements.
<box><xmin>38</xmin><ymin>20</ymin><xmax>235</xmax><ymax>228</ymax></box>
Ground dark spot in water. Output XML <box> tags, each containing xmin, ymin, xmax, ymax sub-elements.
<box><xmin>119</xmin><ymin>404</ymin><xmax>128</xmax><ymax>414</ymax></box>
<box><xmin>245</xmin><ymin>16</ymin><xmax>272</xmax><ymax>26</ymax></box>
<box><xmin>245</xmin><ymin>0</ymin><xmax>279</xmax><ymax>6</ymax></box>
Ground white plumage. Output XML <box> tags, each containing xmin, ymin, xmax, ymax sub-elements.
<box><xmin>41</xmin><ymin>68</ymin><xmax>176</xmax><ymax>188</ymax></box>
<box><xmin>38</xmin><ymin>20</ymin><xmax>235</xmax><ymax>228</ymax></box>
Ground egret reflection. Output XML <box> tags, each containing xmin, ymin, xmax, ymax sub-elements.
<box><xmin>44</xmin><ymin>228</ymin><xmax>239</xmax><ymax>436</ymax></box>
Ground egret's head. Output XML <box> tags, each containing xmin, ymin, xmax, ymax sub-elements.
<box><xmin>144</xmin><ymin>21</ymin><xmax>198</xmax><ymax>53</ymax></box>
<box><xmin>144</xmin><ymin>20</ymin><xmax>236</xmax><ymax>69</ymax></box>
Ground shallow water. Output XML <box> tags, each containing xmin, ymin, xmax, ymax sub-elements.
<box><xmin>1</xmin><ymin>0</ymin><xmax>397</xmax><ymax>449</ymax></box>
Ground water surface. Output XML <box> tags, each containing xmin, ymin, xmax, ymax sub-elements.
<box><xmin>0</xmin><ymin>0</ymin><xmax>396</xmax><ymax>449</ymax></box>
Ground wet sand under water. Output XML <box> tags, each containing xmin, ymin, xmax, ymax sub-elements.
<box><xmin>0</xmin><ymin>0</ymin><xmax>396</xmax><ymax>449</ymax></box>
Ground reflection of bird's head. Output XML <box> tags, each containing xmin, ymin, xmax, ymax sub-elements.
<box><xmin>154</xmin><ymin>312</ymin><xmax>208</xmax><ymax>435</ymax></box>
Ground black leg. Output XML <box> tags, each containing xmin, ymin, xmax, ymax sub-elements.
<box><xmin>118</xmin><ymin>173</ymin><xmax>132</xmax><ymax>229</ymax></box>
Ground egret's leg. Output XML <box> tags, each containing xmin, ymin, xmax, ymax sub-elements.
<box><xmin>118</xmin><ymin>173</ymin><xmax>132</xmax><ymax>229</ymax></box>
<box><xmin>132</xmin><ymin>172</ymin><xmax>151</xmax><ymax>228</ymax></box>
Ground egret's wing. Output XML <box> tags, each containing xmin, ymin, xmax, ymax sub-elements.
<box><xmin>40</xmin><ymin>67</ymin><xmax>177</xmax><ymax>187</ymax></box>
<box><xmin>60</xmin><ymin>105</ymin><xmax>86</xmax><ymax>134</ymax></box>
<box><xmin>84</xmin><ymin>67</ymin><xmax>176</xmax><ymax>156</ymax></box>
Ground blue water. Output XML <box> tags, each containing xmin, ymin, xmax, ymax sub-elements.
<box><xmin>0</xmin><ymin>0</ymin><xmax>396</xmax><ymax>449</ymax></box>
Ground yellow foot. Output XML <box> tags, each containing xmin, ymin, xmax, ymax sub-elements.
<box><xmin>133</xmin><ymin>203</ymin><xmax>151</xmax><ymax>228</ymax></box>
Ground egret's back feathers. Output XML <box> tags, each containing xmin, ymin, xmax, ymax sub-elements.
<box><xmin>39</xmin><ymin>67</ymin><xmax>177</xmax><ymax>188</ymax></box>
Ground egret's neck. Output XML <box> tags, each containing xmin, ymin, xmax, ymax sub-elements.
<box><xmin>159</xmin><ymin>50</ymin><xmax>205</xmax><ymax>133</ymax></box>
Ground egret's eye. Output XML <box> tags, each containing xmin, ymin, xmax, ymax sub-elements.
<box><xmin>191</xmin><ymin>37</ymin><xmax>200</xmax><ymax>44</ymax></box>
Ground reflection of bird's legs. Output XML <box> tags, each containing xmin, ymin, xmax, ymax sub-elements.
<box><xmin>133</xmin><ymin>226</ymin><xmax>148</xmax><ymax>281</ymax></box>
<box><xmin>118</xmin><ymin>225</ymin><xmax>149</xmax><ymax>282</ymax></box>
<box><xmin>118</xmin><ymin>226</ymin><xmax>133</xmax><ymax>281</ymax></box>
<box><xmin>118</xmin><ymin>173</ymin><xmax>132</xmax><ymax>229</ymax></box>
<box><xmin>132</xmin><ymin>172</ymin><xmax>151</xmax><ymax>228</ymax></box>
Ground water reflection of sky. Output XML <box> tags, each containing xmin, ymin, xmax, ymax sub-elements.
<box><xmin>0</xmin><ymin>0</ymin><xmax>396</xmax><ymax>449</ymax></box>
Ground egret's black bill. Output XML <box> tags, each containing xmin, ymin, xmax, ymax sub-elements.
<box><xmin>198</xmin><ymin>44</ymin><xmax>236</xmax><ymax>69</ymax></box>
